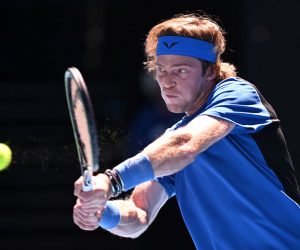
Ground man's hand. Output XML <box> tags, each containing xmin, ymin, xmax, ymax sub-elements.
<box><xmin>73</xmin><ymin>173</ymin><xmax>112</xmax><ymax>230</ymax></box>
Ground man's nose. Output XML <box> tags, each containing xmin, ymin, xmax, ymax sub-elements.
<box><xmin>160</xmin><ymin>73</ymin><xmax>176</xmax><ymax>88</ymax></box>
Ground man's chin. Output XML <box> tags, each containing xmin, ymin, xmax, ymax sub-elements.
<box><xmin>166</xmin><ymin>104</ymin><xmax>184</xmax><ymax>114</ymax></box>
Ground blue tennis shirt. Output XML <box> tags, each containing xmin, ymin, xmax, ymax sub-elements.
<box><xmin>156</xmin><ymin>77</ymin><xmax>300</xmax><ymax>249</ymax></box>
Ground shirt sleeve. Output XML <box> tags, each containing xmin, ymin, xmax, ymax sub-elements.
<box><xmin>201</xmin><ymin>78</ymin><xmax>273</xmax><ymax>134</ymax></box>
<box><xmin>155</xmin><ymin>175</ymin><xmax>176</xmax><ymax>198</ymax></box>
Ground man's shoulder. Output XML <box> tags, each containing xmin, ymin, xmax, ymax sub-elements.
<box><xmin>212</xmin><ymin>77</ymin><xmax>258</xmax><ymax>96</ymax></box>
<box><xmin>216</xmin><ymin>77</ymin><xmax>251</xmax><ymax>88</ymax></box>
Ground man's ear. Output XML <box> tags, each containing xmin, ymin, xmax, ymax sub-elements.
<box><xmin>205</xmin><ymin>65</ymin><xmax>216</xmax><ymax>81</ymax></box>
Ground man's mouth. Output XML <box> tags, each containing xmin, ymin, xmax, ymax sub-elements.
<box><xmin>164</xmin><ymin>92</ymin><xmax>177</xmax><ymax>99</ymax></box>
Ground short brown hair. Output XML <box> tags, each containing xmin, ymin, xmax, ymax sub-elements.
<box><xmin>144</xmin><ymin>13</ymin><xmax>237</xmax><ymax>82</ymax></box>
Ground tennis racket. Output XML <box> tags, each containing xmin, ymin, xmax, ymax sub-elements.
<box><xmin>64</xmin><ymin>67</ymin><xmax>99</xmax><ymax>192</ymax></box>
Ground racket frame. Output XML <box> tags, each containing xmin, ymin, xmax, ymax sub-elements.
<box><xmin>64</xmin><ymin>67</ymin><xmax>99</xmax><ymax>192</ymax></box>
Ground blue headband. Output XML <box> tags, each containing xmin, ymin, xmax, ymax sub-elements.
<box><xmin>156</xmin><ymin>36</ymin><xmax>217</xmax><ymax>63</ymax></box>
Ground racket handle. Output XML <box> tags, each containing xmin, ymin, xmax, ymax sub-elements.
<box><xmin>82</xmin><ymin>169</ymin><xmax>93</xmax><ymax>192</ymax></box>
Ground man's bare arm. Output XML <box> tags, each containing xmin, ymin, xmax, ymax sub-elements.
<box><xmin>108</xmin><ymin>180</ymin><xmax>168</xmax><ymax>238</ymax></box>
<box><xmin>143</xmin><ymin>115</ymin><xmax>235</xmax><ymax>177</ymax></box>
<box><xmin>109</xmin><ymin>115</ymin><xmax>234</xmax><ymax>237</ymax></box>
<box><xmin>73</xmin><ymin>115</ymin><xmax>234</xmax><ymax>233</ymax></box>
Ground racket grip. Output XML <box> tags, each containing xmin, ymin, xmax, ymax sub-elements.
<box><xmin>82</xmin><ymin>169</ymin><xmax>93</xmax><ymax>192</ymax></box>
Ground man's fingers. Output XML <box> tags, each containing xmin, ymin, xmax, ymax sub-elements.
<box><xmin>77</xmin><ymin>189</ymin><xmax>108</xmax><ymax>202</ymax></box>
<box><xmin>80</xmin><ymin>199</ymin><xmax>106</xmax><ymax>210</ymax></box>
<box><xmin>74</xmin><ymin>176</ymin><xmax>84</xmax><ymax>196</ymax></box>
<box><xmin>73</xmin><ymin>204</ymin><xmax>100</xmax><ymax>230</ymax></box>
<box><xmin>73</xmin><ymin>173</ymin><xmax>112</xmax><ymax>231</ymax></box>
<box><xmin>74</xmin><ymin>207</ymin><xmax>99</xmax><ymax>223</ymax></box>
<box><xmin>74</xmin><ymin>200</ymin><xmax>102</xmax><ymax>220</ymax></box>
<box><xmin>74</xmin><ymin>217</ymin><xmax>98</xmax><ymax>231</ymax></box>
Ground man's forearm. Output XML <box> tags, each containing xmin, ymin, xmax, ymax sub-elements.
<box><xmin>106</xmin><ymin>199</ymin><xmax>149</xmax><ymax>238</ymax></box>
<box><xmin>143</xmin><ymin>129</ymin><xmax>195</xmax><ymax>177</ymax></box>
<box><xmin>104</xmin><ymin>181</ymin><xmax>168</xmax><ymax>238</ymax></box>
<box><xmin>143</xmin><ymin>115</ymin><xmax>235</xmax><ymax>177</ymax></box>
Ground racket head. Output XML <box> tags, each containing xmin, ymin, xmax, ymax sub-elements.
<box><xmin>64</xmin><ymin>67</ymin><xmax>100</xmax><ymax>181</ymax></box>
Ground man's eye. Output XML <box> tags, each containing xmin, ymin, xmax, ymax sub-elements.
<box><xmin>157</xmin><ymin>67</ymin><xmax>166</xmax><ymax>73</ymax></box>
<box><xmin>177</xmin><ymin>68</ymin><xmax>187</xmax><ymax>73</ymax></box>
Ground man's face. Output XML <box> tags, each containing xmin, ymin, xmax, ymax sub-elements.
<box><xmin>155</xmin><ymin>55</ymin><xmax>211</xmax><ymax>115</ymax></box>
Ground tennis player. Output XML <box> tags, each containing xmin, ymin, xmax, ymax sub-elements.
<box><xmin>73</xmin><ymin>13</ymin><xmax>300</xmax><ymax>249</ymax></box>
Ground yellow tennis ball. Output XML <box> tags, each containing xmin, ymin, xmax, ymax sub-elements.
<box><xmin>0</xmin><ymin>143</ymin><xmax>12</xmax><ymax>171</ymax></box>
